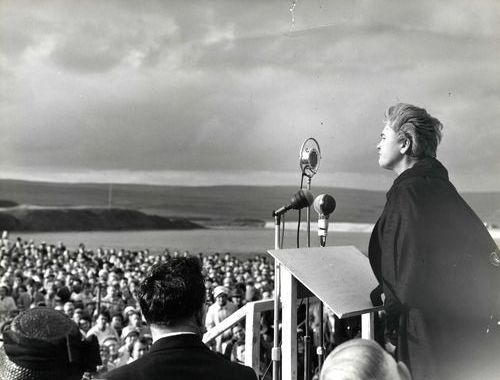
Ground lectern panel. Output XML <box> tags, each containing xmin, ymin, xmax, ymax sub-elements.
<box><xmin>268</xmin><ymin>246</ymin><xmax>382</xmax><ymax>318</ymax></box>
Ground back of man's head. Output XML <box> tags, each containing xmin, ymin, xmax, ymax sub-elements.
<box><xmin>138</xmin><ymin>257</ymin><xmax>205</xmax><ymax>327</ymax></box>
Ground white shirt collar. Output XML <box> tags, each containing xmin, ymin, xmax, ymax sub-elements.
<box><xmin>159</xmin><ymin>331</ymin><xmax>197</xmax><ymax>339</ymax></box>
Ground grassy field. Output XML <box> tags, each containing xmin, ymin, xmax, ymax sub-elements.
<box><xmin>0</xmin><ymin>179</ymin><xmax>499</xmax><ymax>226</ymax></box>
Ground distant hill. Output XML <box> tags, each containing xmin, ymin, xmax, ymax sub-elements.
<box><xmin>0</xmin><ymin>207</ymin><xmax>203</xmax><ymax>232</ymax></box>
<box><xmin>0</xmin><ymin>200</ymin><xmax>18</xmax><ymax>207</ymax></box>
<box><xmin>0</xmin><ymin>179</ymin><xmax>499</xmax><ymax>226</ymax></box>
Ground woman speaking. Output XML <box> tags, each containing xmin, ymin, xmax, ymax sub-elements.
<box><xmin>369</xmin><ymin>103</ymin><xmax>499</xmax><ymax>380</ymax></box>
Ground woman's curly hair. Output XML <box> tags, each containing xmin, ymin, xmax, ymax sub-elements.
<box><xmin>385</xmin><ymin>103</ymin><xmax>443</xmax><ymax>158</ymax></box>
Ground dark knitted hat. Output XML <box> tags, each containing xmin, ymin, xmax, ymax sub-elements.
<box><xmin>0</xmin><ymin>307</ymin><xmax>101</xmax><ymax>380</ymax></box>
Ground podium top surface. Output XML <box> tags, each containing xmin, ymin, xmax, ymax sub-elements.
<box><xmin>268</xmin><ymin>246</ymin><xmax>382</xmax><ymax>318</ymax></box>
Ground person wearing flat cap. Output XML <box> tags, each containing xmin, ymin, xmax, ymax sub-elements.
<box><xmin>205</xmin><ymin>285</ymin><xmax>238</xmax><ymax>353</ymax></box>
<box><xmin>0</xmin><ymin>307</ymin><xmax>101</xmax><ymax>380</ymax></box>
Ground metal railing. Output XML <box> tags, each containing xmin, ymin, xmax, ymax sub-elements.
<box><xmin>203</xmin><ymin>299</ymin><xmax>274</xmax><ymax>374</ymax></box>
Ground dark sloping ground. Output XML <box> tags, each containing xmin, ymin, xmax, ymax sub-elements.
<box><xmin>0</xmin><ymin>207</ymin><xmax>203</xmax><ymax>231</ymax></box>
<box><xmin>0</xmin><ymin>179</ymin><xmax>498</xmax><ymax>226</ymax></box>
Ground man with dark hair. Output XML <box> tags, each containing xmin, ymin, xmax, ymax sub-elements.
<box><xmin>102</xmin><ymin>257</ymin><xmax>257</xmax><ymax>380</ymax></box>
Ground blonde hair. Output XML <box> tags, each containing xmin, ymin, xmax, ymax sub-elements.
<box><xmin>385</xmin><ymin>103</ymin><xmax>443</xmax><ymax>158</ymax></box>
<box><xmin>320</xmin><ymin>339</ymin><xmax>410</xmax><ymax>380</ymax></box>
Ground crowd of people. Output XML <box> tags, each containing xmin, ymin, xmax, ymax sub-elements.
<box><xmin>0</xmin><ymin>231</ymin><xmax>367</xmax><ymax>379</ymax></box>
<box><xmin>0</xmin><ymin>231</ymin><xmax>282</xmax><ymax>377</ymax></box>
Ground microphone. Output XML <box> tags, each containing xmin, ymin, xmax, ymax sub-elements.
<box><xmin>273</xmin><ymin>189</ymin><xmax>314</xmax><ymax>217</ymax></box>
<box><xmin>299</xmin><ymin>138</ymin><xmax>321</xmax><ymax>178</ymax></box>
<box><xmin>313</xmin><ymin>194</ymin><xmax>336</xmax><ymax>239</ymax></box>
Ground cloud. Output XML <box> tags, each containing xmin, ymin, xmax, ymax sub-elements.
<box><xmin>0</xmin><ymin>0</ymin><xmax>499</xmax><ymax>190</ymax></box>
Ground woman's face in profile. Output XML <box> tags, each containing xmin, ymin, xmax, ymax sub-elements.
<box><xmin>377</xmin><ymin>124</ymin><xmax>404</xmax><ymax>171</ymax></box>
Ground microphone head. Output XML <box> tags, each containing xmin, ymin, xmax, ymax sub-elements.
<box><xmin>290</xmin><ymin>189</ymin><xmax>314</xmax><ymax>210</ymax></box>
<box><xmin>313</xmin><ymin>194</ymin><xmax>336</xmax><ymax>216</ymax></box>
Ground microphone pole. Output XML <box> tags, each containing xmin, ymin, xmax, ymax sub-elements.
<box><xmin>303</xmin><ymin>175</ymin><xmax>312</xmax><ymax>380</ymax></box>
<box><xmin>271</xmin><ymin>189</ymin><xmax>313</xmax><ymax>380</ymax></box>
<box><xmin>306</xmin><ymin>176</ymin><xmax>312</xmax><ymax>248</ymax></box>
<box><xmin>299</xmin><ymin>138</ymin><xmax>320</xmax><ymax>380</ymax></box>
<box><xmin>317</xmin><ymin>235</ymin><xmax>326</xmax><ymax>370</ymax></box>
<box><xmin>272</xmin><ymin>212</ymin><xmax>281</xmax><ymax>380</ymax></box>
<box><xmin>313</xmin><ymin>194</ymin><xmax>336</xmax><ymax>371</ymax></box>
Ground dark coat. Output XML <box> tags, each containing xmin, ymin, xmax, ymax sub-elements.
<box><xmin>369</xmin><ymin>157</ymin><xmax>500</xmax><ymax>380</ymax></box>
<box><xmin>102</xmin><ymin>334</ymin><xmax>257</xmax><ymax>380</ymax></box>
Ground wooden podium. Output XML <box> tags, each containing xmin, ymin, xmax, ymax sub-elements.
<box><xmin>267</xmin><ymin>245</ymin><xmax>383</xmax><ymax>380</ymax></box>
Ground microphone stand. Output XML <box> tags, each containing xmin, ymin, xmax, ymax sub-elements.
<box><xmin>303</xmin><ymin>176</ymin><xmax>312</xmax><ymax>380</ymax></box>
<box><xmin>317</xmin><ymin>236</ymin><xmax>326</xmax><ymax>371</ymax></box>
<box><xmin>272</xmin><ymin>212</ymin><xmax>282</xmax><ymax>380</ymax></box>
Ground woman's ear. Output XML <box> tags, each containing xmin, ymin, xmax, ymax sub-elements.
<box><xmin>399</xmin><ymin>138</ymin><xmax>411</xmax><ymax>155</ymax></box>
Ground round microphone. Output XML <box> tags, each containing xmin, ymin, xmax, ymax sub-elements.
<box><xmin>290</xmin><ymin>189</ymin><xmax>314</xmax><ymax>211</ymax></box>
<box><xmin>313</xmin><ymin>194</ymin><xmax>336</xmax><ymax>217</ymax></box>
<box><xmin>299</xmin><ymin>138</ymin><xmax>321</xmax><ymax>178</ymax></box>
<box><xmin>313</xmin><ymin>194</ymin><xmax>336</xmax><ymax>242</ymax></box>
<box><xmin>273</xmin><ymin>189</ymin><xmax>314</xmax><ymax>217</ymax></box>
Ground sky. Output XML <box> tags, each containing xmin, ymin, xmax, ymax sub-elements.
<box><xmin>0</xmin><ymin>0</ymin><xmax>499</xmax><ymax>191</ymax></box>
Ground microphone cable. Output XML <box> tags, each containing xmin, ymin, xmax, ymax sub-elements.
<box><xmin>260</xmin><ymin>297</ymin><xmax>306</xmax><ymax>380</ymax></box>
<box><xmin>296</xmin><ymin>173</ymin><xmax>306</xmax><ymax>248</ymax></box>
<box><xmin>281</xmin><ymin>213</ymin><xmax>286</xmax><ymax>249</ymax></box>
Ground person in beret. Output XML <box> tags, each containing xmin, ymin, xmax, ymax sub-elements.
<box><xmin>0</xmin><ymin>307</ymin><xmax>100</xmax><ymax>380</ymax></box>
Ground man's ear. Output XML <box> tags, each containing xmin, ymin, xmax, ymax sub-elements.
<box><xmin>195</xmin><ymin>305</ymin><xmax>207</xmax><ymax>327</ymax></box>
<box><xmin>194</xmin><ymin>306</ymin><xmax>208</xmax><ymax>335</ymax></box>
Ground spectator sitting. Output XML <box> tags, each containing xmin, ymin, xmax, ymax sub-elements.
<box><xmin>16</xmin><ymin>284</ymin><xmax>31</xmax><ymax>311</ymax></box>
<box><xmin>79</xmin><ymin>314</ymin><xmax>92</xmax><ymax>335</ymax></box>
<box><xmin>205</xmin><ymin>286</ymin><xmax>238</xmax><ymax>353</ymax></box>
<box><xmin>244</xmin><ymin>280</ymin><xmax>260</xmax><ymax>303</ymax></box>
<box><xmin>96</xmin><ymin>344</ymin><xmax>117</xmax><ymax>376</ymax></box>
<box><xmin>87</xmin><ymin>310</ymin><xmax>120</xmax><ymax>345</ymax></box>
<box><xmin>101</xmin><ymin>285</ymin><xmax>125</xmax><ymax>316</ymax></box>
<box><xmin>121</xmin><ymin>306</ymin><xmax>137</xmax><ymax>324</ymax></box>
<box><xmin>63</xmin><ymin>301</ymin><xmax>76</xmax><ymax>319</ymax></box>
<box><xmin>102</xmin><ymin>336</ymin><xmax>121</xmax><ymax>367</ymax></box>
<box><xmin>320</xmin><ymin>339</ymin><xmax>412</xmax><ymax>380</ymax></box>
<box><xmin>101</xmin><ymin>257</ymin><xmax>257</xmax><ymax>380</ymax></box>
<box><xmin>223</xmin><ymin>323</ymin><xmax>246</xmax><ymax>364</ymax></box>
<box><xmin>117</xmin><ymin>329</ymin><xmax>140</xmax><ymax>366</ymax></box>
<box><xmin>26</xmin><ymin>278</ymin><xmax>45</xmax><ymax>306</ymax></box>
<box><xmin>230</xmin><ymin>287</ymin><xmax>245</xmax><ymax>309</ymax></box>
<box><xmin>120</xmin><ymin>310</ymin><xmax>149</xmax><ymax>340</ymax></box>
<box><xmin>126</xmin><ymin>337</ymin><xmax>149</xmax><ymax>364</ymax></box>
<box><xmin>72</xmin><ymin>306</ymin><xmax>85</xmax><ymax>325</ymax></box>
<box><xmin>0</xmin><ymin>285</ymin><xmax>16</xmax><ymax>326</ymax></box>
<box><xmin>0</xmin><ymin>307</ymin><xmax>100</xmax><ymax>380</ymax></box>
<box><xmin>110</xmin><ymin>312</ymin><xmax>124</xmax><ymax>338</ymax></box>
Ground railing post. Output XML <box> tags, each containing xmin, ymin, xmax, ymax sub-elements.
<box><xmin>281</xmin><ymin>266</ymin><xmax>297</xmax><ymax>380</ymax></box>
<box><xmin>361</xmin><ymin>312</ymin><xmax>374</xmax><ymax>339</ymax></box>
<box><xmin>245</xmin><ymin>302</ymin><xmax>261</xmax><ymax>374</ymax></box>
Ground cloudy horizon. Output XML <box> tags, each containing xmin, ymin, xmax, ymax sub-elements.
<box><xmin>1</xmin><ymin>0</ymin><xmax>499</xmax><ymax>191</ymax></box>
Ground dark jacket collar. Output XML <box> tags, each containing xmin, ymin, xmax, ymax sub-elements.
<box><xmin>387</xmin><ymin>157</ymin><xmax>449</xmax><ymax>199</ymax></box>
<box><xmin>150</xmin><ymin>334</ymin><xmax>205</xmax><ymax>353</ymax></box>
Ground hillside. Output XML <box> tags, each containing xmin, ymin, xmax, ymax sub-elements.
<box><xmin>0</xmin><ymin>206</ymin><xmax>203</xmax><ymax>232</ymax></box>
<box><xmin>0</xmin><ymin>179</ymin><xmax>499</xmax><ymax>226</ymax></box>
